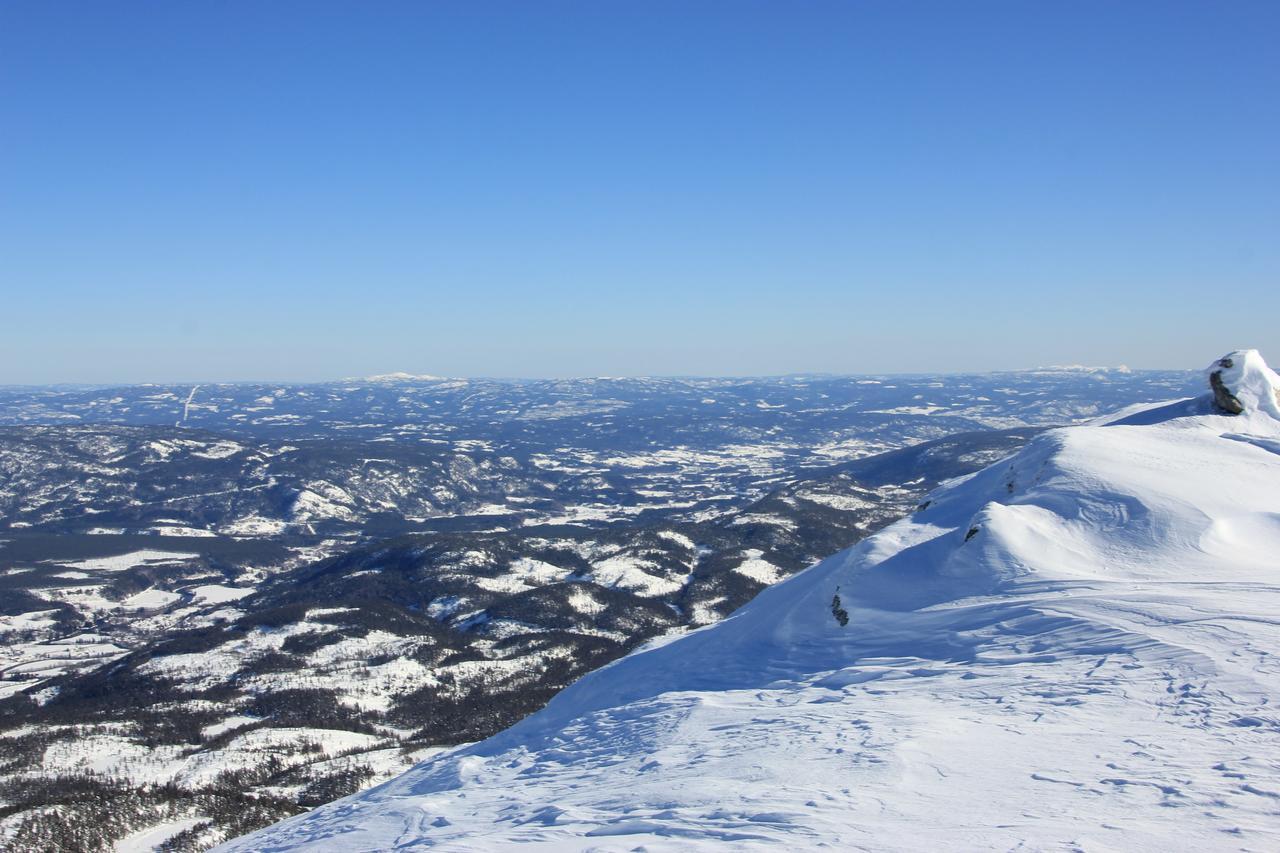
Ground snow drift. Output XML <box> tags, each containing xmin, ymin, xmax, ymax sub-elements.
<box><xmin>223</xmin><ymin>350</ymin><xmax>1280</xmax><ymax>852</ymax></box>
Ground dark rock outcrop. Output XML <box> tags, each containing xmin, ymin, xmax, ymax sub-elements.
<box><xmin>1210</xmin><ymin>357</ymin><xmax>1245</xmax><ymax>414</ymax></box>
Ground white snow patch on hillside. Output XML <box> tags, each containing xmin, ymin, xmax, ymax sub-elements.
<box><xmin>507</xmin><ymin>557</ymin><xmax>572</xmax><ymax>586</ymax></box>
<box><xmin>223</xmin><ymin>515</ymin><xmax>289</xmax><ymax>536</ymax></box>
<box><xmin>201</xmin><ymin>715</ymin><xmax>260</xmax><ymax>739</ymax></box>
<box><xmin>190</xmin><ymin>440</ymin><xmax>245</xmax><ymax>460</ymax></box>
<box><xmin>732</xmin><ymin>549</ymin><xmax>782</xmax><ymax>585</ymax></box>
<box><xmin>190</xmin><ymin>585</ymin><xmax>252</xmax><ymax>605</ymax></box>
<box><xmin>290</xmin><ymin>486</ymin><xmax>357</xmax><ymax>522</ymax></box>
<box><xmin>305</xmin><ymin>607</ymin><xmax>356</xmax><ymax>618</ymax></box>
<box><xmin>470</xmin><ymin>575</ymin><xmax>532</xmax><ymax>594</ymax></box>
<box><xmin>0</xmin><ymin>633</ymin><xmax>129</xmax><ymax>693</ymax></box>
<box><xmin>51</xmin><ymin>550</ymin><xmax>200</xmax><ymax>572</ymax></box>
<box><xmin>656</xmin><ymin>530</ymin><xmax>696</xmax><ymax>550</ymax></box>
<box><xmin>122</xmin><ymin>589</ymin><xmax>181</xmax><ymax>610</ymax></box>
<box><xmin>728</xmin><ymin>512</ymin><xmax>797</xmax><ymax>531</ymax></box>
<box><xmin>589</xmin><ymin>555</ymin><xmax>683</xmax><ymax>597</ymax></box>
<box><xmin>565</xmin><ymin>586</ymin><xmax>607</xmax><ymax>616</ymax></box>
<box><xmin>114</xmin><ymin>817</ymin><xmax>207</xmax><ymax>852</ymax></box>
<box><xmin>0</xmin><ymin>610</ymin><xmax>61</xmax><ymax>634</ymax></box>
<box><xmin>797</xmin><ymin>491</ymin><xmax>876</xmax><ymax>511</ymax></box>
<box><xmin>426</xmin><ymin>596</ymin><xmax>466</xmax><ymax>620</ymax></box>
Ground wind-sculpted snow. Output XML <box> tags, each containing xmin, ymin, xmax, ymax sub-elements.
<box><xmin>226</xmin><ymin>352</ymin><xmax>1280</xmax><ymax>851</ymax></box>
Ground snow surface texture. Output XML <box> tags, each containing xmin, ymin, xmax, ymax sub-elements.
<box><xmin>223</xmin><ymin>351</ymin><xmax>1280</xmax><ymax>852</ymax></box>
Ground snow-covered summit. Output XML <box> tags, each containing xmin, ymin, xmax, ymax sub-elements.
<box><xmin>359</xmin><ymin>372</ymin><xmax>451</xmax><ymax>383</ymax></box>
<box><xmin>223</xmin><ymin>352</ymin><xmax>1280</xmax><ymax>852</ymax></box>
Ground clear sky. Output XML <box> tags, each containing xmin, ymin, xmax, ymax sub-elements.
<box><xmin>2</xmin><ymin>1</ymin><xmax>1277</xmax><ymax>383</ymax></box>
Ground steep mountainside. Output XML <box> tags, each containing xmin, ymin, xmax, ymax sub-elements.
<box><xmin>226</xmin><ymin>352</ymin><xmax>1280</xmax><ymax>852</ymax></box>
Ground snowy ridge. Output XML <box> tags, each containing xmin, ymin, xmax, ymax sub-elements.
<box><xmin>223</xmin><ymin>351</ymin><xmax>1280</xmax><ymax>851</ymax></box>
<box><xmin>358</xmin><ymin>373</ymin><xmax>451</xmax><ymax>383</ymax></box>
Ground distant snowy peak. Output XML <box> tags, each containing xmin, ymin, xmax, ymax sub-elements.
<box><xmin>1035</xmin><ymin>363</ymin><xmax>1132</xmax><ymax>373</ymax></box>
<box><xmin>359</xmin><ymin>372</ymin><xmax>452</xmax><ymax>383</ymax></box>
<box><xmin>996</xmin><ymin>363</ymin><xmax>1134</xmax><ymax>376</ymax></box>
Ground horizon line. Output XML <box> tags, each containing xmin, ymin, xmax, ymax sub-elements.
<box><xmin>0</xmin><ymin>364</ymin><xmax>1198</xmax><ymax>389</ymax></box>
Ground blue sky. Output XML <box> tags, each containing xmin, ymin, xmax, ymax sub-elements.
<box><xmin>2</xmin><ymin>1</ymin><xmax>1277</xmax><ymax>382</ymax></box>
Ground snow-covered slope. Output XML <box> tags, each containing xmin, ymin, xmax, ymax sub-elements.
<box><xmin>223</xmin><ymin>351</ymin><xmax>1280</xmax><ymax>852</ymax></box>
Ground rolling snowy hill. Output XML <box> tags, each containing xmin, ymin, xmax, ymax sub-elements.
<box><xmin>224</xmin><ymin>351</ymin><xmax>1280</xmax><ymax>852</ymax></box>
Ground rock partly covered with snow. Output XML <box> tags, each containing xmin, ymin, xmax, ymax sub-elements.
<box><xmin>222</xmin><ymin>353</ymin><xmax>1280</xmax><ymax>850</ymax></box>
<box><xmin>1208</xmin><ymin>349</ymin><xmax>1280</xmax><ymax>418</ymax></box>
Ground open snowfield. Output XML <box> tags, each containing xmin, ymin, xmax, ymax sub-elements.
<box><xmin>223</xmin><ymin>352</ymin><xmax>1280</xmax><ymax>852</ymax></box>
